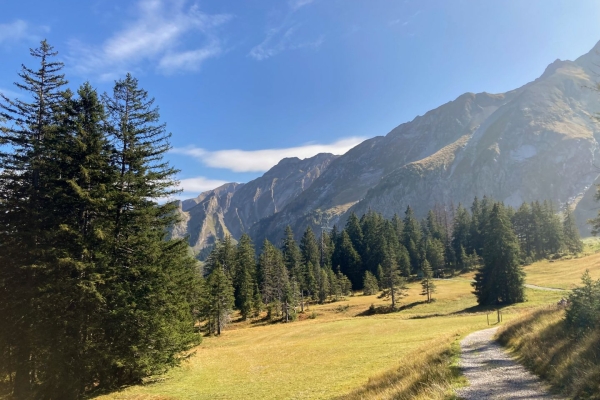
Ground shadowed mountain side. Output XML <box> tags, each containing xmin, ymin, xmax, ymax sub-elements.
<box><xmin>171</xmin><ymin>153</ymin><xmax>338</xmax><ymax>254</ymax></box>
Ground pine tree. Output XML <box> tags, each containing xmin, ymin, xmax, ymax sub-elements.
<box><xmin>420</xmin><ymin>259</ymin><xmax>436</xmax><ymax>303</ymax></box>
<box><xmin>563</xmin><ymin>203</ymin><xmax>583</xmax><ymax>254</ymax></box>
<box><xmin>0</xmin><ymin>40</ymin><xmax>69</xmax><ymax>398</ymax></box>
<box><xmin>403</xmin><ymin>206</ymin><xmax>422</xmax><ymax>274</ymax></box>
<box><xmin>300</xmin><ymin>226</ymin><xmax>320</xmax><ymax>270</ymax></box>
<box><xmin>235</xmin><ymin>234</ymin><xmax>256</xmax><ymax>320</ymax></box>
<box><xmin>282</xmin><ymin>226</ymin><xmax>305</xmax><ymax>310</ymax></box>
<box><xmin>204</xmin><ymin>262</ymin><xmax>235</xmax><ymax>335</ymax></box>
<box><xmin>346</xmin><ymin>212</ymin><xmax>364</xmax><ymax>256</ymax></box>
<box><xmin>96</xmin><ymin>74</ymin><xmax>201</xmax><ymax>389</ymax></box>
<box><xmin>473</xmin><ymin>203</ymin><xmax>525</xmax><ymax>305</ymax></box>
<box><xmin>452</xmin><ymin>204</ymin><xmax>471</xmax><ymax>270</ymax></box>
<box><xmin>362</xmin><ymin>271</ymin><xmax>379</xmax><ymax>295</ymax></box>
<box><xmin>333</xmin><ymin>230</ymin><xmax>362</xmax><ymax>289</ymax></box>
<box><xmin>380</xmin><ymin>244</ymin><xmax>408</xmax><ymax>309</ymax></box>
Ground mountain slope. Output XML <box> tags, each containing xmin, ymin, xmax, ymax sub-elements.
<box><xmin>172</xmin><ymin>153</ymin><xmax>337</xmax><ymax>254</ymax></box>
<box><xmin>251</xmin><ymin>42</ymin><xmax>600</xmax><ymax>243</ymax></box>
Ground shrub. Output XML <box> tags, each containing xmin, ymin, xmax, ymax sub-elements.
<box><xmin>565</xmin><ymin>270</ymin><xmax>600</xmax><ymax>333</ymax></box>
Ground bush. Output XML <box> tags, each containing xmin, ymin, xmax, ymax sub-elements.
<box><xmin>565</xmin><ymin>270</ymin><xmax>600</xmax><ymax>333</ymax></box>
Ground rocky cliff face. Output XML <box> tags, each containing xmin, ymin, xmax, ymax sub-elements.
<box><xmin>171</xmin><ymin>153</ymin><xmax>337</xmax><ymax>254</ymax></box>
<box><xmin>250</xmin><ymin>42</ymin><xmax>600</xmax><ymax>243</ymax></box>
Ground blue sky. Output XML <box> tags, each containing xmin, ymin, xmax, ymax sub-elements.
<box><xmin>2</xmin><ymin>0</ymin><xmax>600</xmax><ymax>200</ymax></box>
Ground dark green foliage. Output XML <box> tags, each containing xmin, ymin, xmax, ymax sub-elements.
<box><xmin>565</xmin><ymin>270</ymin><xmax>600</xmax><ymax>333</ymax></box>
<box><xmin>235</xmin><ymin>234</ymin><xmax>256</xmax><ymax>320</ymax></box>
<box><xmin>0</xmin><ymin>43</ymin><xmax>202</xmax><ymax>398</ymax></box>
<box><xmin>403</xmin><ymin>206</ymin><xmax>422</xmax><ymax>274</ymax></box>
<box><xmin>420</xmin><ymin>260</ymin><xmax>436</xmax><ymax>303</ymax></box>
<box><xmin>333</xmin><ymin>230</ymin><xmax>362</xmax><ymax>289</ymax></box>
<box><xmin>563</xmin><ymin>203</ymin><xmax>583</xmax><ymax>254</ymax></box>
<box><xmin>362</xmin><ymin>271</ymin><xmax>379</xmax><ymax>295</ymax></box>
<box><xmin>379</xmin><ymin>244</ymin><xmax>408</xmax><ymax>309</ymax></box>
<box><xmin>257</xmin><ymin>240</ymin><xmax>290</xmax><ymax>319</ymax></box>
<box><xmin>473</xmin><ymin>203</ymin><xmax>525</xmax><ymax>305</ymax></box>
<box><xmin>300</xmin><ymin>226</ymin><xmax>320</xmax><ymax>268</ymax></box>
<box><xmin>202</xmin><ymin>262</ymin><xmax>235</xmax><ymax>335</ymax></box>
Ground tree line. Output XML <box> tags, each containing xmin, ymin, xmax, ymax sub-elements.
<box><xmin>201</xmin><ymin>196</ymin><xmax>583</xmax><ymax>331</ymax></box>
<box><xmin>0</xmin><ymin>41</ymin><xmax>202</xmax><ymax>398</ymax></box>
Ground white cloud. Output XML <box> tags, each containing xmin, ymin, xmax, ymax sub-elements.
<box><xmin>0</xmin><ymin>19</ymin><xmax>49</xmax><ymax>45</ymax></box>
<box><xmin>171</xmin><ymin>137</ymin><xmax>365</xmax><ymax>173</ymax></box>
<box><xmin>176</xmin><ymin>176</ymin><xmax>229</xmax><ymax>193</ymax></box>
<box><xmin>68</xmin><ymin>0</ymin><xmax>231</xmax><ymax>78</ymax></box>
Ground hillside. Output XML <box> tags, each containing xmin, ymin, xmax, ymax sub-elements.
<box><xmin>172</xmin><ymin>153</ymin><xmax>337</xmax><ymax>254</ymax></box>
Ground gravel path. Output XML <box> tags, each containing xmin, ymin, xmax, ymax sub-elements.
<box><xmin>455</xmin><ymin>327</ymin><xmax>562</xmax><ymax>400</ymax></box>
<box><xmin>524</xmin><ymin>284</ymin><xmax>567</xmax><ymax>292</ymax></box>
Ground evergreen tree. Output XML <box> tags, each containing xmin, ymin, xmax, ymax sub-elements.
<box><xmin>346</xmin><ymin>212</ymin><xmax>364</xmax><ymax>256</ymax></box>
<box><xmin>300</xmin><ymin>226</ymin><xmax>320</xmax><ymax>270</ymax></box>
<box><xmin>563</xmin><ymin>203</ymin><xmax>583</xmax><ymax>254</ymax></box>
<box><xmin>362</xmin><ymin>271</ymin><xmax>379</xmax><ymax>295</ymax></box>
<box><xmin>203</xmin><ymin>262</ymin><xmax>235</xmax><ymax>335</ymax></box>
<box><xmin>317</xmin><ymin>268</ymin><xmax>330</xmax><ymax>303</ymax></box>
<box><xmin>473</xmin><ymin>204</ymin><xmax>525</xmax><ymax>305</ymax></box>
<box><xmin>257</xmin><ymin>240</ymin><xmax>289</xmax><ymax>319</ymax></box>
<box><xmin>0</xmin><ymin>40</ymin><xmax>68</xmax><ymax>398</ymax></box>
<box><xmin>403</xmin><ymin>206</ymin><xmax>422</xmax><ymax>274</ymax></box>
<box><xmin>379</xmin><ymin>244</ymin><xmax>408</xmax><ymax>309</ymax></box>
<box><xmin>420</xmin><ymin>260</ymin><xmax>436</xmax><ymax>303</ymax></box>
<box><xmin>333</xmin><ymin>230</ymin><xmax>362</xmax><ymax>289</ymax></box>
<box><xmin>235</xmin><ymin>234</ymin><xmax>256</xmax><ymax>320</ymax></box>
<box><xmin>424</xmin><ymin>238</ymin><xmax>446</xmax><ymax>275</ymax></box>
<box><xmin>452</xmin><ymin>204</ymin><xmax>471</xmax><ymax>270</ymax></box>
<box><xmin>282</xmin><ymin>226</ymin><xmax>305</xmax><ymax>310</ymax></box>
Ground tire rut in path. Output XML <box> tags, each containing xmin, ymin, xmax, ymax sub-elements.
<box><xmin>455</xmin><ymin>327</ymin><xmax>563</xmax><ymax>400</ymax></box>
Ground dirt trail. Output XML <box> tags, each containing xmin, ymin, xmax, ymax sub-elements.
<box><xmin>455</xmin><ymin>327</ymin><xmax>562</xmax><ymax>399</ymax></box>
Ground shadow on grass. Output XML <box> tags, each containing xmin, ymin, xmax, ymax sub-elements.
<box><xmin>355</xmin><ymin>301</ymin><xmax>428</xmax><ymax>317</ymax></box>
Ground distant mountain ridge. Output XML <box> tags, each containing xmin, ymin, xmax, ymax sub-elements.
<box><xmin>176</xmin><ymin>41</ymin><xmax>600</xmax><ymax>256</ymax></box>
<box><xmin>171</xmin><ymin>153</ymin><xmax>337</xmax><ymax>253</ymax></box>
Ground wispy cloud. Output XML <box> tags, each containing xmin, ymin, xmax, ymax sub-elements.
<box><xmin>288</xmin><ymin>0</ymin><xmax>316</xmax><ymax>11</ymax></box>
<box><xmin>171</xmin><ymin>137</ymin><xmax>365</xmax><ymax>173</ymax></box>
<box><xmin>68</xmin><ymin>0</ymin><xmax>232</xmax><ymax>78</ymax></box>
<box><xmin>0</xmin><ymin>87</ymin><xmax>21</xmax><ymax>99</ymax></box>
<box><xmin>390</xmin><ymin>10</ymin><xmax>421</xmax><ymax>27</ymax></box>
<box><xmin>177</xmin><ymin>176</ymin><xmax>229</xmax><ymax>193</ymax></box>
<box><xmin>249</xmin><ymin>0</ymin><xmax>323</xmax><ymax>61</ymax></box>
<box><xmin>0</xmin><ymin>19</ymin><xmax>49</xmax><ymax>45</ymax></box>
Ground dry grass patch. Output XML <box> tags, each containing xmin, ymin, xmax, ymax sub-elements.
<box><xmin>497</xmin><ymin>307</ymin><xmax>600</xmax><ymax>399</ymax></box>
<box><xmin>523</xmin><ymin>251</ymin><xmax>600</xmax><ymax>290</ymax></box>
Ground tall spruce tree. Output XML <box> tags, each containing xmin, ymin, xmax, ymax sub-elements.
<box><xmin>420</xmin><ymin>259</ymin><xmax>436</xmax><ymax>303</ymax></box>
<box><xmin>0</xmin><ymin>40</ymin><xmax>69</xmax><ymax>398</ymax></box>
<box><xmin>97</xmin><ymin>73</ymin><xmax>201</xmax><ymax>389</ymax></box>
<box><xmin>563</xmin><ymin>203</ymin><xmax>583</xmax><ymax>254</ymax></box>
<box><xmin>203</xmin><ymin>262</ymin><xmax>235</xmax><ymax>335</ymax></box>
<box><xmin>235</xmin><ymin>234</ymin><xmax>256</xmax><ymax>320</ymax></box>
<box><xmin>379</xmin><ymin>242</ymin><xmax>408</xmax><ymax>309</ymax></box>
<box><xmin>403</xmin><ymin>206</ymin><xmax>422</xmax><ymax>274</ymax></box>
<box><xmin>473</xmin><ymin>203</ymin><xmax>525</xmax><ymax>305</ymax></box>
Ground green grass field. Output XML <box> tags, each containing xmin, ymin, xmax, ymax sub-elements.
<box><xmin>95</xmin><ymin>271</ymin><xmax>566</xmax><ymax>400</ymax></box>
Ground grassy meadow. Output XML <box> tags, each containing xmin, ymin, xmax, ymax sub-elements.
<box><xmin>96</xmin><ymin>271</ymin><xmax>567</xmax><ymax>400</ymax></box>
<box><xmin>522</xmin><ymin>238</ymin><xmax>600</xmax><ymax>290</ymax></box>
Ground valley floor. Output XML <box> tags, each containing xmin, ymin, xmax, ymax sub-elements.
<box><xmin>95</xmin><ymin>251</ymin><xmax>600</xmax><ymax>400</ymax></box>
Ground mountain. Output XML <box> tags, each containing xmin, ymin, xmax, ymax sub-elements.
<box><xmin>250</xmin><ymin>42</ymin><xmax>600</xmax><ymax>243</ymax></box>
<box><xmin>171</xmin><ymin>153</ymin><xmax>338</xmax><ymax>255</ymax></box>
<box><xmin>178</xmin><ymin>41</ymin><xmax>600</xmax><ymax>253</ymax></box>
